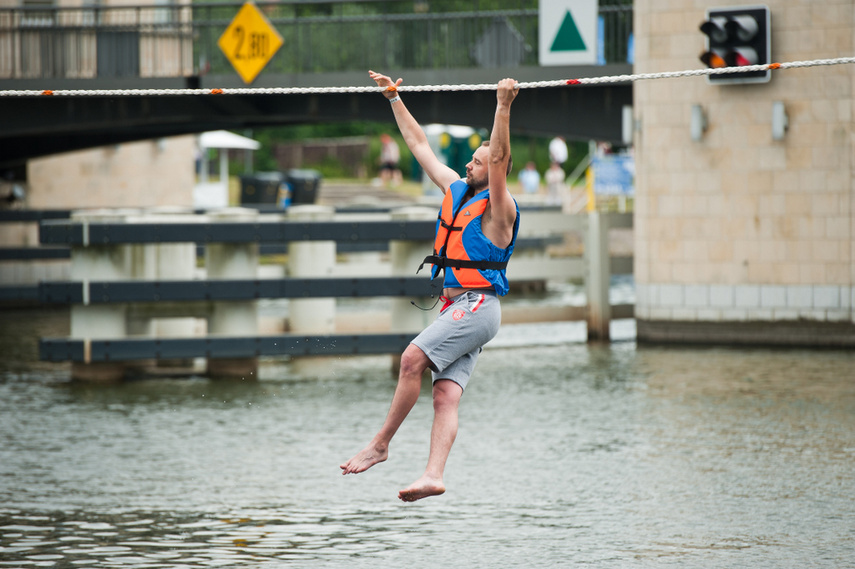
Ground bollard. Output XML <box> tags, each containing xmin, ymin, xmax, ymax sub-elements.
<box><xmin>121</xmin><ymin>212</ymin><xmax>158</xmax><ymax>375</ymax></box>
<box><xmin>585</xmin><ymin>211</ymin><xmax>611</xmax><ymax>341</ymax></box>
<box><xmin>68</xmin><ymin>209</ymin><xmax>139</xmax><ymax>382</ymax></box>
<box><xmin>389</xmin><ymin>206</ymin><xmax>439</xmax><ymax>375</ymax></box>
<box><xmin>142</xmin><ymin>207</ymin><xmax>198</xmax><ymax>369</ymax></box>
<box><xmin>286</xmin><ymin>205</ymin><xmax>336</xmax><ymax>375</ymax></box>
<box><xmin>205</xmin><ymin>207</ymin><xmax>260</xmax><ymax>379</ymax></box>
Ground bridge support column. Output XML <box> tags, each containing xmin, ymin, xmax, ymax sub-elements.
<box><xmin>123</xmin><ymin>221</ymin><xmax>157</xmax><ymax>375</ymax></box>
<box><xmin>205</xmin><ymin>208</ymin><xmax>259</xmax><ymax>379</ymax></box>
<box><xmin>69</xmin><ymin>209</ymin><xmax>138</xmax><ymax>382</ymax></box>
<box><xmin>286</xmin><ymin>204</ymin><xmax>336</xmax><ymax>375</ymax></box>
<box><xmin>390</xmin><ymin>206</ymin><xmax>439</xmax><ymax>375</ymax></box>
<box><xmin>122</xmin><ymin>207</ymin><xmax>198</xmax><ymax>373</ymax></box>
<box><xmin>149</xmin><ymin>207</ymin><xmax>198</xmax><ymax>368</ymax></box>
<box><xmin>586</xmin><ymin>211</ymin><xmax>611</xmax><ymax>341</ymax></box>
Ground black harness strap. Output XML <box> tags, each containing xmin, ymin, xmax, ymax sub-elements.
<box><xmin>419</xmin><ymin>255</ymin><xmax>508</xmax><ymax>272</ymax></box>
<box><xmin>439</xmin><ymin>218</ymin><xmax>462</xmax><ymax>232</ymax></box>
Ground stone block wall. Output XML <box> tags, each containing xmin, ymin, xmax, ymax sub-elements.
<box><xmin>632</xmin><ymin>0</ymin><xmax>854</xmax><ymax>344</ymax></box>
<box><xmin>27</xmin><ymin>136</ymin><xmax>195</xmax><ymax>210</ymax></box>
<box><xmin>0</xmin><ymin>136</ymin><xmax>196</xmax><ymax>287</ymax></box>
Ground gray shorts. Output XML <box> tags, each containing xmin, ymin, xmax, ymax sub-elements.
<box><xmin>410</xmin><ymin>289</ymin><xmax>502</xmax><ymax>391</ymax></box>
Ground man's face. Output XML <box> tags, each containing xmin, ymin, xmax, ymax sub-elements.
<box><xmin>465</xmin><ymin>146</ymin><xmax>489</xmax><ymax>191</ymax></box>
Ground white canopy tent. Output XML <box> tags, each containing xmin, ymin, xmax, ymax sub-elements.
<box><xmin>194</xmin><ymin>130</ymin><xmax>261</xmax><ymax>209</ymax></box>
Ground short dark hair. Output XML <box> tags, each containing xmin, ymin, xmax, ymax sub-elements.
<box><xmin>481</xmin><ymin>141</ymin><xmax>513</xmax><ymax>176</ymax></box>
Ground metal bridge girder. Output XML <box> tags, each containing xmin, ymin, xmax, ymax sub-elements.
<box><xmin>0</xmin><ymin>66</ymin><xmax>632</xmax><ymax>168</ymax></box>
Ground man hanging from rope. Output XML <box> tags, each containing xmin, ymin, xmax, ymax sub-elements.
<box><xmin>340</xmin><ymin>71</ymin><xmax>521</xmax><ymax>502</ymax></box>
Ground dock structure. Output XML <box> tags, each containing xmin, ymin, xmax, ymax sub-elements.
<box><xmin>12</xmin><ymin>204</ymin><xmax>632</xmax><ymax>381</ymax></box>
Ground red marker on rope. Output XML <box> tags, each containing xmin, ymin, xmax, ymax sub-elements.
<box><xmin>2</xmin><ymin>56</ymin><xmax>853</xmax><ymax>98</ymax></box>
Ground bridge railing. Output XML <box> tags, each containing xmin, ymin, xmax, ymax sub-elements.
<box><xmin>0</xmin><ymin>1</ymin><xmax>632</xmax><ymax>80</ymax></box>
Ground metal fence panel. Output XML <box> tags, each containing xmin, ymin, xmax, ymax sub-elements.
<box><xmin>1</xmin><ymin>1</ymin><xmax>632</xmax><ymax>79</ymax></box>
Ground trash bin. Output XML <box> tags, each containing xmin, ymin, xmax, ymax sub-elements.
<box><xmin>286</xmin><ymin>169</ymin><xmax>322</xmax><ymax>205</ymax></box>
<box><xmin>240</xmin><ymin>172</ymin><xmax>284</xmax><ymax>205</ymax></box>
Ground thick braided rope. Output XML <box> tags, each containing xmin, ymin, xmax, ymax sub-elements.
<box><xmin>2</xmin><ymin>57</ymin><xmax>853</xmax><ymax>97</ymax></box>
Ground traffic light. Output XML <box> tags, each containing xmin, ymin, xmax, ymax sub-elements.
<box><xmin>699</xmin><ymin>5</ymin><xmax>771</xmax><ymax>84</ymax></box>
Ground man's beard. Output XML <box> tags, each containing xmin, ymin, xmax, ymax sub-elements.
<box><xmin>466</xmin><ymin>171</ymin><xmax>488</xmax><ymax>191</ymax></box>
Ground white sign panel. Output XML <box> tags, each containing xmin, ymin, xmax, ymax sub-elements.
<box><xmin>538</xmin><ymin>0</ymin><xmax>598</xmax><ymax>66</ymax></box>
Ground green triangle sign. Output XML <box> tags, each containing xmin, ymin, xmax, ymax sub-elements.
<box><xmin>550</xmin><ymin>10</ymin><xmax>587</xmax><ymax>52</ymax></box>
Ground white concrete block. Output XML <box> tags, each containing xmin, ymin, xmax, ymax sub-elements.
<box><xmin>634</xmin><ymin>305</ymin><xmax>651</xmax><ymax>320</ymax></box>
<box><xmin>710</xmin><ymin>284</ymin><xmax>734</xmax><ymax>307</ymax></box>
<box><xmin>735</xmin><ymin>285</ymin><xmax>760</xmax><ymax>307</ymax></box>
<box><xmin>649</xmin><ymin>307</ymin><xmax>673</xmax><ymax>320</ymax></box>
<box><xmin>773</xmin><ymin>309</ymin><xmax>800</xmax><ymax>321</ymax></box>
<box><xmin>684</xmin><ymin>285</ymin><xmax>709</xmax><ymax>308</ymax></box>
<box><xmin>826</xmin><ymin>310</ymin><xmax>850</xmax><ymax>322</ymax></box>
<box><xmin>747</xmin><ymin>309</ymin><xmax>775</xmax><ymax>321</ymax></box>
<box><xmin>672</xmin><ymin>308</ymin><xmax>698</xmax><ymax>321</ymax></box>
<box><xmin>799</xmin><ymin>309</ymin><xmax>827</xmax><ymax>321</ymax></box>
<box><xmin>659</xmin><ymin>283</ymin><xmax>684</xmax><ymax>307</ymax></box>
<box><xmin>787</xmin><ymin>285</ymin><xmax>813</xmax><ymax>309</ymax></box>
<box><xmin>635</xmin><ymin>283</ymin><xmax>650</xmax><ymax>306</ymax></box>
<box><xmin>813</xmin><ymin>286</ymin><xmax>840</xmax><ymax>309</ymax></box>
<box><xmin>722</xmin><ymin>308</ymin><xmax>749</xmax><ymax>321</ymax></box>
<box><xmin>697</xmin><ymin>308</ymin><xmax>722</xmax><ymax>322</ymax></box>
<box><xmin>761</xmin><ymin>285</ymin><xmax>786</xmax><ymax>308</ymax></box>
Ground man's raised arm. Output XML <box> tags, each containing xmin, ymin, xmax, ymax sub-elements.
<box><xmin>369</xmin><ymin>70</ymin><xmax>459</xmax><ymax>194</ymax></box>
<box><xmin>487</xmin><ymin>78</ymin><xmax>519</xmax><ymax>237</ymax></box>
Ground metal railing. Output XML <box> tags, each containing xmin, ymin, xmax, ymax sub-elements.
<box><xmin>0</xmin><ymin>1</ymin><xmax>632</xmax><ymax>80</ymax></box>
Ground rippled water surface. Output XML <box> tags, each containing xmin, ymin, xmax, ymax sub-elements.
<box><xmin>1</xmin><ymin>308</ymin><xmax>854</xmax><ymax>568</ymax></box>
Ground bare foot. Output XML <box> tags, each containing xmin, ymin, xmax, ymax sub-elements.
<box><xmin>398</xmin><ymin>475</ymin><xmax>446</xmax><ymax>502</ymax></box>
<box><xmin>340</xmin><ymin>444</ymin><xmax>388</xmax><ymax>475</ymax></box>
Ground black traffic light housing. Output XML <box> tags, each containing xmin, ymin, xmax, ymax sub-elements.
<box><xmin>700</xmin><ymin>5</ymin><xmax>771</xmax><ymax>84</ymax></box>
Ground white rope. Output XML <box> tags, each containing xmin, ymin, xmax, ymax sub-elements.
<box><xmin>2</xmin><ymin>56</ymin><xmax>854</xmax><ymax>97</ymax></box>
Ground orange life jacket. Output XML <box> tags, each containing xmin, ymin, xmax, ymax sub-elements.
<box><xmin>419</xmin><ymin>180</ymin><xmax>519</xmax><ymax>296</ymax></box>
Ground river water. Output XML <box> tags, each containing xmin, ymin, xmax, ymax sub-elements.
<box><xmin>1</xmin><ymin>303</ymin><xmax>854</xmax><ymax>568</ymax></box>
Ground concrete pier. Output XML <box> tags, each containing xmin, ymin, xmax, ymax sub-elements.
<box><xmin>205</xmin><ymin>208</ymin><xmax>260</xmax><ymax>378</ymax></box>
<box><xmin>585</xmin><ymin>211</ymin><xmax>611</xmax><ymax>341</ymax></box>
<box><xmin>129</xmin><ymin>207</ymin><xmax>198</xmax><ymax>370</ymax></box>
<box><xmin>69</xmin><ymin>209</ymin><xmax>136</xmax><ymax>382</ymax></box>
<box><xmin>286</xmin><ymin>205</ymin><xmax>336</xmax><ymax>375</ymax></box>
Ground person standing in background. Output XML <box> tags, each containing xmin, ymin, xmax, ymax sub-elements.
<box><xmin>548</xmin><ymin>136</ymin><xmax>568</xmax><ymax>166</ymax></box>
<box><xmin>518</xmin><ymin>161</ymin><xmax>541</xmax><ymax>194</ymax></box>
<box><xmin>545</xmin><ymin>160</ymin><xmax>566</xmax><ymax>206</ymax></box>
<box><xmin>379</xmin><ymin>133</ymin><xmax>402</xmax><ymax>186</ymax></box>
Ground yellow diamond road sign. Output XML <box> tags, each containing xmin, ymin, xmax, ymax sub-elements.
<box><xmin>218</xmin><ymin>2</ymin><xmax>283</xmax><ymax>84</ymax></box>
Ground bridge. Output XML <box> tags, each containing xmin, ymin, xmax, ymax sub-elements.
<box><xmin>0</xmin><ymin>1</ymin><xmax>633</xmax><ymax>170</ymax></box>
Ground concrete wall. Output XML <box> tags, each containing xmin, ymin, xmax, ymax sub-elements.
<box><xmin>27</xmin><ymin>136</ymin><xmax>196</xmax><ymax>210</ymax></box>
<box><xmin>632</xmin><ymin>0</ymin><xmax>854</xmax><ymax>344</ymax></box>
<box><xmin>0</xmin><ymin>136</ymin><xmax>196</xmax><ymax>286</ymax></box>
<box><xmin>0</xmin><ymin>0</ymin><xmax>196</xmax><ymax>288</ymax></box>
